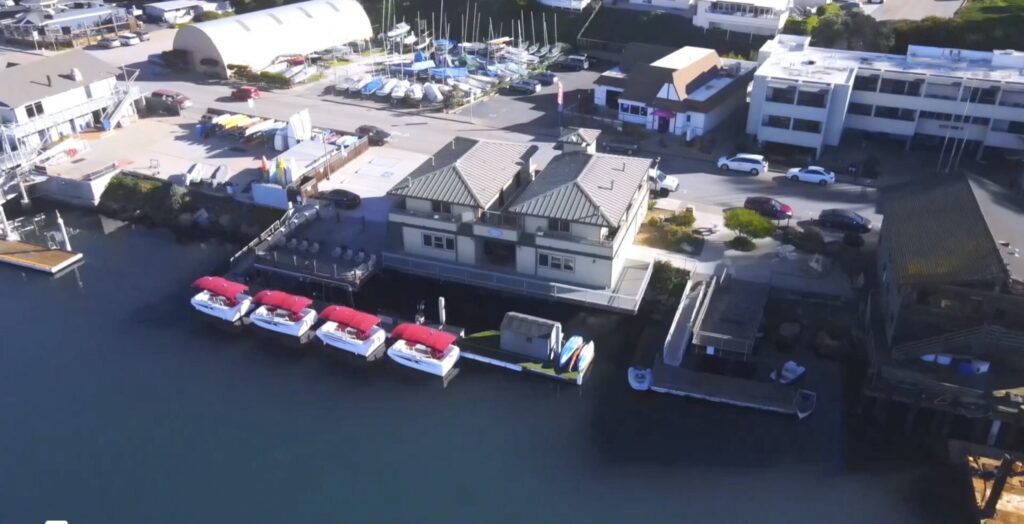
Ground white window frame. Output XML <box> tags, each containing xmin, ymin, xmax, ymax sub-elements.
<box><xmin>538</xmin><ymin>251</ymin><xmax>575</xmax><ymax>273</ymax></box>
<box><xmin>422</xmin><ymin>233</ymin><xmax>455</xmax><ymax>251</ymax></box>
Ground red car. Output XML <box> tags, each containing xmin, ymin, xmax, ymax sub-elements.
<box><xmin>744</xmin><ymin>196</ymin><xmax>793</xmax><ymax>220</ymax></box>
<box><xmin>231</xmin><ymin>86</ymin><xmax>261</xmax><ymax>101</ymax></box>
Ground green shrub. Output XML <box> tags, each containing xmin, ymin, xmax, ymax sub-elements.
<box><xmin>664</xmin><ymin>208</ymin><xmax>696</xmax><ymax>228</ymax></box>
<box><xmin>724</xmin><ymin>208</ymin><xmax>774</xmax><ymax>239</ymax></box>
<box><xmin>645</xmin><ymin>215</ymin><xmax>662</xmax><ymax>227</ymax></box>
<box><xmin>727</xmin><ymin>235</ymin><xmax>756</xmax><ymax>252</ymax></box>
<box><xmin>257</xmin><ymin>71</ymin><xmax>291</xmax><ymax>89</ymax></box>
<box><xmin>794</xmin><ymin>227</ymin><xmax>825</xmax><ymax>253</ymax></box>
<box><xmin>663</xmin><ymin>224</ymin><xmax>690</xmax><ymax>246</ymax></box>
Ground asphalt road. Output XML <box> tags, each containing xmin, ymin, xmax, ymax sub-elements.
<box><xmin>84</xmin><ymin>29</ymin><xmax>882</xmax><ymax>229</ymax></box>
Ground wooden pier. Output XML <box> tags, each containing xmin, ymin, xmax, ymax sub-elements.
<box><xmin>0</xmin><ymin>239</ymin><xmax>83</xmax><ymax>274</ymax></box>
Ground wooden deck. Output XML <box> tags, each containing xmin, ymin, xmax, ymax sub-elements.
<box><xmin>0</xmin><ymin>239</ymin><xmax>83</xmax><ymax>274</ymax></box>
<box><xmin>651</xmin><ymin>356</ymin><xmax>799</xmax><ymax>415</ymax></box>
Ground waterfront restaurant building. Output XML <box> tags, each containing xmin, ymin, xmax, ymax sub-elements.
<box><xmin>747</xmin><ymin>34</ymin><xmax>1024</xmax><ymax>159</ymax></box>
<box><xmin>383</xmin><ymin>137</ymin><xmax>655</xmax><ymax>313</ymax></box>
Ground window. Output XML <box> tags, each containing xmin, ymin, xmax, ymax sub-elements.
<box><xmin>538</xmin><ymin>252</ymin><xmax>575</xmax><ymax>272</ymax></box>
<box><xmin>919</xmin><ymin>111</ymin><xmax>953</xmax><ymax>122</ymax></box>
<box><xmin>763</xmin><ymin>114</ymin><xmax>791</xmax><ymax>129</ymax></box>
<box><xmin>431</xmin><ymin>201</ymin><xmax>452</xmax><ymax>214</ymax></box>
<box><xmin>548</xmin><ymin>218</ymin><xmax>570</xmax><ymax>233</ymax></box>
<box><xmin>873</xmin><ymin>105</ymin><xmax>915</xmax><ymax>121</ymax></box>
<box><xmin>962</xmin><ymin>86</ymin><xmax>999</xmax><ymax>104</ymax></box>
<box><xmin>766</xmin><ymin>85</ymin><xmax>797</xmax><ymax>104</ymax></box>
<box><xmin>853</xmin><ymin>74</ymin><xmax>879</xmax><ymax>92</ymax></box>
<box><xmin>848</xmin><ymin>102</ymin><xmax>873</xmax><ymax>116</ymax></box>
<box><xmin>791</xmin><ymin>119</ymin><xmax>822</xmax><ymax>133</ymax></box>
<box><xmin>422</xmin><ymin>233</ymin><xmax>455</xmax><ymax>251</ymax></box>
<box><xmin>619</xmin><ymin>103</ymin><xmax>648</xmax><ymax>117</ymax></box>
<box><xmin>796</xmin><ymin>89</ymin><xmax>827</xmax><ymax>108</ymax></box>
<box><xmin>24</xmin><ymin>101</ymin><xmax>44</xmax><ymax>118</ymax></box>
<box><xmin>879</xmin><ymin>78</ymin><xmax>909</xmax><ymax>95</ymax></box>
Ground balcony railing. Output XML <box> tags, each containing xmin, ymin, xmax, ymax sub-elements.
<box><xmin>390</xmin><ymin>205</ymin><xmax>463</xmax><ymax>223</ymax></box>
<box><xmin>535</xmin><ymin>228</ymin><xmax>613</xmax><ymax>247</ymax></box>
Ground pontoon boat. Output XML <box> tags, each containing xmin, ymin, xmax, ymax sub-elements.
<box><xmin>190</xmin><ymin>276</ymin><xmax>253</xmax><ymax>324</ymax></box>
<box><xmin>315</xmin><ymin>305</ymin><xmax>386</xmax><ymax>357</ymax></box>
<box><xmin>248</xmin><ymin>290</ymin><xmax>317</xmax><ymax>338</ymax></box>
<box><xmin>386</xmin><ymin>323</ymin><xmax>460</xmax><ymax>377</ymax></box>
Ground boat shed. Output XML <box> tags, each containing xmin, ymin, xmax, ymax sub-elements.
<box><xmin>690</xmin><ymin>270</ymin><xmax>769</xmax><ymax>359</ymax></box>
<box><xmin>499</xmin><ymin>312</ymin><xmax>563</xmax><ymax>361</ymax></box>
<box><xmin>171</xmin><ymin>0</ymin><xmax>372</xmax><ymax>78</ymax></box>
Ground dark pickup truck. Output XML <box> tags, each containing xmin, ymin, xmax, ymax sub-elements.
<box><xmin>602</xmin><ymin>139</ymin><xmax>640</xmax><ymax>156</ymax></box>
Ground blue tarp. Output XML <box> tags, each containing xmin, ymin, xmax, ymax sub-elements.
<box><xmin>388</xmin><ymin>59</ymin><xmax>437</xmax><ymax>75</ymax></box>
<box><xmin>430</xmin><ymin>67</ymin><xmax>468</xmax><ymax>79</ymax></box>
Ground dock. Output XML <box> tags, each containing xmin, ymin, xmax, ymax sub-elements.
<box><xmin>0</xmin><ymin>239</ymin><xmax>83</xmax><ymax>274</ymax></box>
<box><xmin>459</xmin><ymin>333</ymin><xmax>592</xmax><ymax>386</ymax></box>
<box><xmin>650</xmin><ymin>356</ymin><xmax>803</xmax><ymax>415</ymax></box>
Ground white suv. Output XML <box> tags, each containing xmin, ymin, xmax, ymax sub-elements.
<box><xmin>786</xmin><ymin>166</ymin><xmax>836</xmax><ymax>185</ymax></box>
<box><xmin>717</xmin><ymin>154</ymin><xmax>768</xmax><ymax>176</ymax></box>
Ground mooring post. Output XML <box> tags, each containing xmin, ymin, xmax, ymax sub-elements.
<box><xmin>438</xmin><ymin>296</ymin><xmax>446</xmax><ymax>326</ymax></box>
<box><xmin>56</xmin><ymin>210</ymin><xmax>71</xmax><ymax>251</ymax></box>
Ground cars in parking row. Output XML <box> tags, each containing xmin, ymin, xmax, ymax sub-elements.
<box><xmin>100</xmin><ymin>31</ymin><xmax>149</xmax><ymax>48</ymax></box>
<box><xmin>742</xmin><ymin>196</ymin><xmax>872</xmax><ymax>233</ymax></box>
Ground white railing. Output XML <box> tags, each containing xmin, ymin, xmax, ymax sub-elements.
<box><xmin>382</xmin><ymin>251</ymin><xmax>653</xmax><ymax>312</ymax></box>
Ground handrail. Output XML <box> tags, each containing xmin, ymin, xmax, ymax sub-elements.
<box><xmin>230</xmin><ymin>207</ymin><xmax>293</xmax><ymax>265</ymax></box>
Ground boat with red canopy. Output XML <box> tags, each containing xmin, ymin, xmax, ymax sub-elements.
<box><xmin>247</xmin><ymin>289</ymin><xmax>318</xmax><ymax>338</ymax></box>
<box><xmin>386</xmin><ymin>322</ymin><xmax>460</xmax><ymax>377</ymax></box>
<box><xmin>315</xmin><ymin>305</ymin><xmax>387</xmax><ymax>358</ymax></box>
<box><xmin>189</xmin><ymin>275</ymin><xmax>253</xmax><ymax>324</ymax></box>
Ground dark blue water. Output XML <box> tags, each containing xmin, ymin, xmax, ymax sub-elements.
<box><xmin>0</xmin><ymin>210</ymin><xmax>971</xmax><ymax>523</ymax></box>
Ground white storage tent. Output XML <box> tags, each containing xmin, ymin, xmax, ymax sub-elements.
<box><xmin>171</xmin><ymin>0</ymin><xmax>372</xmax><ymax>78</ymax></box>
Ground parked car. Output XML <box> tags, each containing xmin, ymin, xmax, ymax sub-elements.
<box><xmin>717</xmin><ymin>153</ymin><xmax>768</xmax><ymax>175</ymax></box>
<box><xmin>531</xmin><ymin>71</ymin><xmax>558</xmax><ymax>86</ymax></box>
<box><xmin>744</xmin><ymin>196</ymin><xmax>793</xmax><ymax>220</ymax></box>
<box><xmin>556</xmin><ymin>54</ymin><xmax>589</xmax><ymax>71</ymax></box>
<box><xmin>99</xmin><ymin>37</ymin><xmax>121</xmax><ymax>49</ymax></box>
<box><xmin>603</xmin><ymin>139</ymin><xmax>640</xmax><ymax>156</ymax></box>
<box><xmin>151</xmin><ymin>89</ymin><xmax>192</xmax><ymax>110</ymax></box>
<box><xmin>134</xmin><ymin>30</ymin><xmax>151</xmax><ymax>41</ymax></box>
<box><xmin>322</xmin><ymin>189</ymin><xmax>362</xmax><ymax>210</ymax></box>
<box><xmin>648</xmin><ymin>168</ymin><xmax>679</xmax><ymax>193</ymax></box>
<box><xmin>355</xmin><ymin>124</ymin><xmax>391</xmax><ymax>146</ymax></box>
<box><xmin>818</xmin><ymin>209</ymin><xmax>872</xmax><ymax>233</ymax></box>
<box><xmin>118</xmin><ymin>33</ymin><xmax>141</xmax><ymax>46</ymax></box>
<box><xmin>786</xmin><ymin>166</ymin><xmax>836</xmax><ymax>185</ymax></box>
<box><xmin>509</xmin><ymin>79</ymin><xmax>541</xmax><ymax>94</ymax></box>
<box><xmin>231</xmin><ymin>86</ymin><xmax>261</xmax><ymax>101</ymax></box>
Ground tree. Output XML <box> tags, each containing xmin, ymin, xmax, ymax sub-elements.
<box><xmin>811</xmin><ymin>10</ymin><xmax>894</xmax><ymax>52</ymax></box>
<box><xmin>724</xmin><ymin>209</ymin><xmax>775</xmax><ymax>239</ymax></box>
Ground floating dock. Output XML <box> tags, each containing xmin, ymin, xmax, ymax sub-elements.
<box><xmin>0</xmin><ymin>239</ymin><xmax>83</xmax><ymax>274</ymax></box>
<box><xmin>459</xmin><ymin>333</ymin><xmax>592</xmax><ymax>386</ymax></box>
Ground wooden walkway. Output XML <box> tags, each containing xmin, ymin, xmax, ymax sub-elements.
<box><xmin>0</xmin><ymin>239</ymin><xmax>83</xmax><ymax>274</ymax></box>
<box><xmin>651</xmin><ymin>356</ymin><xmax>799</xmax><ymax>415</ymax></box>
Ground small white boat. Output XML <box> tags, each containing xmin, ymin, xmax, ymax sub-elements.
<box><xmin>468</xmin><ymin>74</ymin><xmax>498</xmax><ymax>85</ymax></box>
<box><xmin>423</xmin><ymin>82</ymin><xmax>442</xmax><ymax>103</ymax></box>
<box><xmin>386</xmin><ymin>323</ymin><xmax>460</xmax><ymax>378</ymax></box>
<box><xmin>315</xmin><ymin>305</ymin><xmax>387</xmax><ymax>358</ymax></box>
<box><xmin>385</xmin><ymin>22</ymin><xmax>411</xmax><ymax>39</ymax></box>
<box><xmin>390</xmin><ymin>80</ymin><xmax>410</xmax><ymax>101</ymax></box>
<box><xmin>796</xmin><ymin>390</ymin><xmax>817</xmax><ymax>419</ymax></box>
<box><xmin>190</xmin><ymin>276</ymin><xmax>253</xmax><ymax>324</ymax></box>
<box><xmin>349</xmin><ymin>75</ymin><xmax>373</xmax><ymax>94</ymax></box>
<box><xmin>248</xmin><ymin>289</ymin><xmax>317</xmax><ymax>338</ymax></box>
<box><xmin>628</xmin><ymin>366</ymin><xmax>651</xmax><ymax>391</ymax></box>
<box><xmin>375</xmin><ymin>78</ymin><xmax>399</xmax><ymax>98</ymax></box>
<box><xmin>334</xmin><ymin>77</ymin><xmax>357</xmax><ymax>93</ymax></box>
<box><xmin>406</xmin><ymin>83</ymin><xmax>424</xmax><ymax>104</ymax></box>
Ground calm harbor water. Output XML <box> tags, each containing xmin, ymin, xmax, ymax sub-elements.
<box><xmin>0</xmin><ymin>208</ymin><xmax>973</xmax><ymax>524</ymax></box>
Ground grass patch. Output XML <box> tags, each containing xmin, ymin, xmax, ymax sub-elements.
<box><xmin>957</xmin><ymin>0</ymin><xmax>1024</xmax><ymax>22</ymax></box>
<box><xmin>324</xmin><ymin>59</ymin><xmax>351</xmax><ymax>68</ymax></box>
<box><xmin>636</xmin><ymin>210</ymin><xmax>704</xmax><ymax>255</ymax></box>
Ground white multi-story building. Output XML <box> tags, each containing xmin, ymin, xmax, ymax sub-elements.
<box><xmin>746</xmin><ymin>34</ymin><xmax>1024</xmax><ymax>159</ymax></box>
<box><xmin>693</xmin><ymin>0</ymin><xmax>791</xmax><ymax>36</ymax></box>
<box><xmin>383</xmin><ymin>137</ymin><xmax>655</xmax><ymax>313</ymax></box>
<box><xmin>594</xmin><ymin>44</ymin><xmax>755</xmax><ymax>140</ymax></box>
<box><xmin>0</xmin><ymin>49</ymin><xmax>137</xmax><ymax>170</ymax></box>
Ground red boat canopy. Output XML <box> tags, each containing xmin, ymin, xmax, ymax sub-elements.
<box><xmin>191</xmin><ymin>276</ymin><xmax>247</xmax><ymax>299</ymax></box>
<box><xmin>318</xmin><ymin>305</ymin><xmax>380</xmax><ymax>336</ymax></box>
<box><xmin>391</xmin><ymin>323</ymin><xmax>457</xmax><ymax>352</ymax></box>
<box><xmin>252</xmin><ymin>290</ymin><xmax>313</xmax><ymax>315</ymax></box>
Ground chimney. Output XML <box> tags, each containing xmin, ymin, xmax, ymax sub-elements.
<box><xmin>71</xmin><ymin>68</ymin><xmax>83</xmax><ymax>81</ymax></box>
<box><xmin>46</xmin><ymin>74</ymin><xmax>52</xmax><ymax>86</ymax></box>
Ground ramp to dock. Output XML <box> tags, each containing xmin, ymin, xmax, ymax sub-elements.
<box><xmin>0</xmin><ymin>239</ymin><xmax>83</xmax><ymax>274</ymax></box>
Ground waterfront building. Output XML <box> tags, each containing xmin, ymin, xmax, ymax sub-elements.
<box><xmin>142</xmin><ymin>0</ymin><xmax>232</xmax><ymax>23</ymax></box>
<box><xmin>869</xmin><ymin>175</ymin><xmax>1024</xmax><ymax>439</ymax></box>
<box><xmin>383</xmin><ymin>137</ymin><xmax>655</xmax><ymax>313</ymax></box>
<box><xmin>172</xmin><ymin>0</ymin><xmax>372</xmax><ymax>78</ymax></box>
<box><xmin>693</xmin><ymin>0</ymin><xmax>791</xmax><ymax>36</ymax></box>
<box><xmin>0</xmin><ymin>50</ymin><xmax>138</xmax><ymax>171</ymax></box>
<box><xmin>594</xmin><ymin>44</ymin><xmax>755</xmax><ymax>140</ymax></box>
<box><xmin>747</xmin><ymin>34</ymin><xmax>1024</xmax><ymax>159</ymax></box>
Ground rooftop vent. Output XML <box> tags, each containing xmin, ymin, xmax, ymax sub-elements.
<box><xmin>70</xmin><ymin>67</ymin><xmax>82</xmax><ymax>81</ymax></box>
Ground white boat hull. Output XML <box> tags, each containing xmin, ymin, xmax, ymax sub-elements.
<box><xmin>248</xmin><ymin>306</ymin><xmax>317</xmax><ymax>338</ymax></box>
<box><xmin>316</xmin><ymin>323</ymin><xmax>387</xmax><ymax>357</ymax></box>
<box><xmin>387</xmin><ymin>340</ymin><xmax>460</xmax><ymax>377</ymax></box>
<box><xmin>190</xmin><ymin>291</ymin><xmax>253</xmax><ymax>323</ymax></box>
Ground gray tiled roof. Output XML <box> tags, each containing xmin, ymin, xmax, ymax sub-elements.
<box><xmin>0</xmin><ymin>50</ymin><xmax>120</xmax><ymax>108</ymax></box>
<box><xmin>388</xmin><ymin>137</ymin><xmax>536</xmax><ymax>208</ymax></box>
<box><xmin>508</xmin><ymin>153</ymin><xmax>651</xmax><ymax>227</ymax></box>
<box><xmin>883</xmin><ymin>175</ymin><xmax>1009</xmax><ymax>286</ymax></box>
